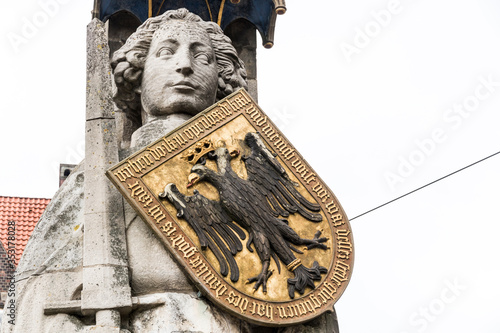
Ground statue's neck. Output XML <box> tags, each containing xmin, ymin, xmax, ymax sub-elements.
<box><xmin>130</xmin><ymin>113</ymin><xmax>192</xmax><ymax>151</ymax></box>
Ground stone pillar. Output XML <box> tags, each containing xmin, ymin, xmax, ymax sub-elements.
<box><xmin>225</xmin><ymin>20</ymin><xmax>258</xmax><ymax>101</ymax></box>
<box><xmin>82</xmin><ymin>18</ymin><xmax>132</xmax><ymax>328</ymax></box>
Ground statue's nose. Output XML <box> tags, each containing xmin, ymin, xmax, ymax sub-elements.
<box><xmin>175</xmin><ymin>47</ymin><xmax>194</xmax><ymax>75</ymax></box>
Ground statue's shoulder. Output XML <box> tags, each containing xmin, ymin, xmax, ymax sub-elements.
<box><xmin>17</xmin><ymin>162</ymin><xmax>85</xmax><ymax>278</ymax></box>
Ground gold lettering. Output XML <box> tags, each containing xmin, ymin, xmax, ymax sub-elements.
<box><xmin>287</xmin><ymin>305</ymin><xmax>298</xmax><ymax>317</ymax></box>
<box><xmin>226</xmin><ymin>291</ymin><xmax>235</xmax><ymax>304</ymax></box>
<box><xmin>245</xmin><ymin>105</ymin><xmax>259</xmax><ymax>118</ymax></box>
<box><xmin>226</xmin><ymin>292</ymin><xmax>248</xmax><ymax>314</ymax></box>
<box><xmin>218</xmin><ymin>102</ymin><xmax>232</xmax><ymax>115</ymax></box>
<box><xmin>331</xmin><ymin>213</ymin><xmax>344</xmax><ymax>227</ymax></box>
<box><xmin>278</xmin><ymin>300</ymin><xmax>316</xmax><ymax>318</ymax></box>
<box><xmin>302</xmin><ymin>300</ymin><xmax>316</xmax><ymax>314</ymax></box>
<box><xmin>160</xmin><ymin>221</ymin><xmax>176</xmax><ymax>236</ymax></box>
<box><xmin>325</xmin><ymin>282</ymin><xmax>338</xmax><ymax>297</ymax></box>
<box><xmin>173</xmin><ymin>134</ymin><xmax>186</xmax><ymax>147</ymax></box>
<box><xmin>337</xmin><ymin>249</ymin><xmax>351</xmax><ymax>260</ymax></box>
<box><xmin>170</xmin><ymin>234</ymin><xmax>184</xmax><ymax>247</ymax></box>
<box><xmin>262</xmin><ymin>123</ymin><xmax>275</xmax><ymax>138</ymax></box>
<box><xmin>127</xmin><ymin>159</ymin><xmax>147</xmax><ymax>174</ymax></box>
<box><xmin>127</xmin><ymin>181</ymin><xmax>143</xmax><ymax>197</ymax></box>
<box><xmin>148</xmin><ymin>146</ymin><xmax>167</xmax><ymax>161</ymax></box>
<box><xmin>214</xmin><ymin>109</ymin><xmax>226</xmax><ymax>121</ymax></box>
<box><xmin>137</xmin><ymin>154</ymin><xmax>153</xmax><ymax>167</ymax></box>
<box><xmin>285</xmin><ymin>152</ymin><xmax>295</xmax><ymax>162</ymax></box>
<box><xmin>139</xmin><ymin>194</ymin><xmax>153</xmax><ymax>208</ymax></box>
<box><xmin>312</xmin><ymin>183</ymin><xmax>329</xmax><ymax>202</ymax></box>
<box><xmin>291</xmin><ymin>157</ymin><xmax>301</xmax><ymax>169</ymax></box>
<box><xmin>196</xmin><ymin>263</ymin><xmax>209</xmax><ymax>277</ymax></box>
<box><xmin>325</xmin><ymin>200</ymin><xmax>340</xmax><ymax>215</ymax></box>
<box><xmin>208</xmin><ymin>113</ymin><xmax>218</xmax><ymax>124</ymax></box>
<box><xmin>309</xmin><ymin>294</ymin><xmax>322</xmax><ymax>309</ymax></box>
<box><xmin>113</xmin><ymin>165</ymin><xmax>134</xmax><ymax>182</ymax></box>
<box><xmin>337</xmin><ymin>240</ymin><xmax>352</xmax><ymax>253</ymax></box>
<box><xmin>277</xmin><ymin>306</ymin><xmax>288</xmax><ymax>319</ymax></box>
<box><xmin>147</xmin><ymin>205</ymin><xmax>166</xmax><ymax>223</ymax></box>
<box><xmin>186</xmin><ymin>123</ymin><xmax>204</xmax><ymax>138</ymax></box>
<box><xmin>215</xmin><ymin>284</ymin><xmax>227</xmax><ymax>298</ymax></box>
<box><xmin>183</xmin><ymin>129</ymin><xmax>194</xmax><ymax>140</ymax></box>
<box><xmin>317</xmin><ymin>282</ymin><xmax>337</xmax><ymax>304</ymax></box>
<box><xmin>249</xmin><ymin>302</ymin><xmax>273</xmax><ymax>321</ymax></box>
<box><xmin>162</xmin><ymin>138</ymin><xmax>177</xmax><ymax>152</ymax></box>
<box><xmin>179</xmin><ymin>132</ymin><xmax>190</xmax><ymax>143</ymax></box>
<box><xmin>209</xmin><ymin>110</ymin><xmax>222</xmax><ymax>122</ymax></box>
<box><xmin>336</xmin><ymin>229</ymin><xmax>350</xmax><ymax>241</ymax></box>
<box><xmin>282</xmin><ymin>147</ymin><xmax>294</xmax><ymax>159</ymax></box>
<box><xmin>203</xmin><ymin>272</ymin><xmax>217</xmax><ymax>286</ymax></box>
<box><xmin>228</xmin><ymin>99</ymin><xmax>240</xmax><ymax>111</ymax></box>
<box><xmin>273</xmin><ymin>137</ymin><xmax>287</xmax><ymax>154</ymax></box>
<box><xmin>209</xmin><ymin>278</ymin><xmax>221</xmax><ymax>291</ymax></box>
<box><xmin>189</xmin><ymin>256</ymin><xmax>203</xmax><ymax>268</ymax></box>
<box><xmin>242</xmin><ymin>103</ymin><xmax>267</xmax><ymax>126</ymax></box>
<box><xmin>304</xmin><ymin>172</ymin><xmax>316</xmax><ymax>184</ymax></box>
<box><xmin>295</xmin><ymin>303</ymin><xmax>308</xmax><ymax>316</ymax></box>
<box><xmin>200</xmin><ymin>115</ymin><xmax>214</xmax><ymax>129</ymax></box>
<box><xmin>295</xmin><ymin>164</ymin><xmax>307</xmax><ymax>177</ymax></box>
<box><xmin>236</xmin><ymin>96</ymin><xmax>249</xmax><ymax>108</ymax></box>
<box><xmin>170</xmin><ymin>234</ymin><xmax>198</xmax><ymax>259</ymax></box>
<box><xmin>235</xmin><ymin>295</ymin><xmax>248</xmax><ymax>314</ymax></box>
<box><xmin>241</xmin><ymin>91</ymin><xmax>251</xmax><ymax>103</ymax></box>
<box><xmin>254</xmin><ymin>115</ymin><xmax>267</xmax><ymax>127</ymax></box>
<box><xmin>331</xmin><ymin>260</ymin><xmax>350</xmax><ymax>287</ymax></box>
<box><xmin>127</xmin><ymin>181</ymin><xmax>153</xmax><ymax>207</ymax></box>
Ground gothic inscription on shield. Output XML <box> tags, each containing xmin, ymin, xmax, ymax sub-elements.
<box><xmin>107</xmin><ymin>89</ymin><xmax>354</xmax><ymax>326</ymax></box>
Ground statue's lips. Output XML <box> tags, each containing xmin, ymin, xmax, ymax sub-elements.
<box><xmin>172</xmin><ymin>81</ymin><xmax>197</xmax><ymax>92</ymax></box>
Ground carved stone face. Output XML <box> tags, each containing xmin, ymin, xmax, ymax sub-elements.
<box><xmin>141</xmin><ymin>20</ymin><xmax>218</xmax><ymax>118</ymax></box>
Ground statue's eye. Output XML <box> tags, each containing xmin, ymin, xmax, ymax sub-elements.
<box><xmin>194</xmin><ymin>52</ymin><xmax>210</xmax><ymax>65</ymax></box>
<box><xmin>157</xmin><ymin>48</ymin><xmax>174</xmax><ymax>57</ymax></box>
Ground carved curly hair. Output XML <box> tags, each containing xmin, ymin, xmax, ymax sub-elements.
<box><xmin>111</xmin><ymin>8</ymin><xmax>247</xmax><ymax>132</ymax></box>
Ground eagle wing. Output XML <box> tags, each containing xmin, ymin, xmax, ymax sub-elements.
<box><xmin>242</xmin><ymin>132</ymin><xmax>322</xmax><ymax>222</ymax></box>
<box><xmin>159</xmin><ymin>184</ymin><xmax>246</xmax><ymax>282</ymax></box>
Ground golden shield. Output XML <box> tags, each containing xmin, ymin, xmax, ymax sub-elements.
<box><xmin>107</xmin><ymin>89</ymin><xmax>354</xmax><ymax>326</ymax></box>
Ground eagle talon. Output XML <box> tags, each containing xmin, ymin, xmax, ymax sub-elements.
<box><xmin>247</xmin><ymin>269</ymin><xmax>273</xmax><ymax>293</ymax></box>
<box><xmin>305</xmin><ymin>230</ymin><xmax>328</xmax><ymax>250</ymax></box>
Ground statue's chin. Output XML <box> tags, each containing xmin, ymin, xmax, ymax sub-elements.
<box><xmin>145</xmin><ymin>95</ymin><xmax>215</xmax><ymax>118</ymax></box>
<box><xmin>131</xmin><ymin>113</ymin><xmax>192</xmax><ymax>150</ymax></box>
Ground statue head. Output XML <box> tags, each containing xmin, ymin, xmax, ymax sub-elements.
<box><xmin>111</xmin><ymin>8</ymin><xmax>247</xmax><ymax>139</ymax></box>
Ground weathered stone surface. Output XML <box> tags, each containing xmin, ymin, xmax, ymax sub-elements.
<box><xmin>129</xmin><ymin>114</ymin><xmax>191</xmax><ymax>151</ymax></box>
<box><xmin>15</xmin><ymin>164</ymin><xmax>85</xmax><ymax>278</ymax></box>
<box><xmin>128</xmin><ymin>292</ymin><xmax>245</xmax><ymax>333</ymax></box>
<box><xmin>2</xmin><ymin>271</ymin><xmax>83</xmax><ymax>333</ymax></box>
<box><xmin>125</xmin><ymin>213</ymin><xmax>195</xmax><ymax>295</ymax></box>
<box><xmin>86</xmin><ymin>18</ymin><xmax>115</xmax><ymax>120</ymax></box>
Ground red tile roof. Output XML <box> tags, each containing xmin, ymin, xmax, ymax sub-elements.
<box><xmin>0</xmin><ymin>196</ymin><xmax>51</xmax><ymax>265</ymax></box>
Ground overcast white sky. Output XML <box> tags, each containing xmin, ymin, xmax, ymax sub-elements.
<box><xmin>1</xmin><ymin>0</ymin><xmax>500</xmax><ymax>332</ymax></box>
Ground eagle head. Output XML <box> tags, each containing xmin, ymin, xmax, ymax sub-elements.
<box><xmin>187</xmin><ymin>164</ymin><xmax>209</xmax><ymax>188</ymax></box>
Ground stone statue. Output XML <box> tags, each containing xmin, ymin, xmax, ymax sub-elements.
<box><xmin>1</xmin><ymin>9</ymin><xmax>339</xmax><ymax>333</ymax></box>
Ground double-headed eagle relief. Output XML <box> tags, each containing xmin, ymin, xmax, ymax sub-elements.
<box><xmin>107</xmin><ymin>89</ymin><xmax>354</xmax><ymax>326</ymax></box>
<box><xmin>160</xmin><ymin>132</ymin><xmax>328</xmax><ymax>298</ymax></box>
